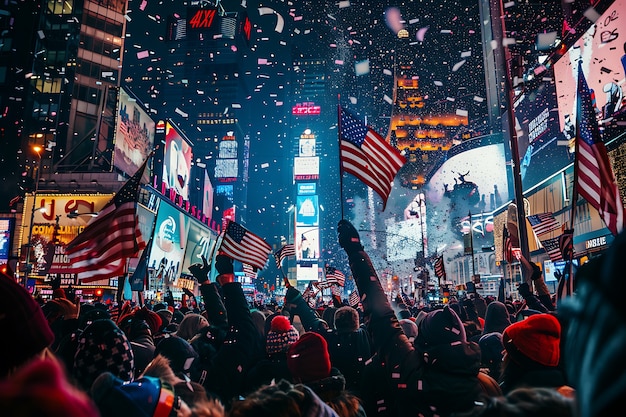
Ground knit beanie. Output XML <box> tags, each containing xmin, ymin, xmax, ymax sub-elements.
<box><xmin>0</xmin><ymin>272</ymin><xmax>54</xmax><ymax>376</ymax></box>
<box><xmin>91</xmin><ymin>372</ymin><xmax>177</xmax><ymax>417</ymax></box>
<box><xmin>266</xmin><ymin>315</ymin><xmax>300</xmax><ymax>355</ymax></box>
<box><xmin>287</xmin><ymin>332</ymin><xmax>331</xmax><ymax>383</ymax></box>
<box><xmin>334</xmin><ymin>306</ymin><xmax>359</xmax><ymax>333</ymax></box>
<box><xmin>415</xmin><ymin>305</ymin><xmax>467</xmax><ymax>350</ymax></box>
<box><xmin>0</xmin><ymin>358</ymin><xmax>99</xmax><ymax>416</ymax></box>
<box><xmin>154</xmin><ymin>335</ymin><xmax>199</xmax><ymax>377</ymax></box>
<box><xmin>502</xmin><ymin>313</ymin><xmax>561</xmax><ymax>367</ymax></box>
<box><xmin>133</xmin><ymin>307</ymin><xmax>163</xmax><ymax>335</ymax></box>
<box><xmin>479</xmin><ymin>332</ymin><xmax>504</xmax><ymax>366</ymax></box>
<box><xmin>73</xmin><ymin>319</ymin><xmax>135</xmax><ymax>390</ymax></box>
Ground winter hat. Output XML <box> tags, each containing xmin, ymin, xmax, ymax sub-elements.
<box><xmin>397</xmin><ymin>308</ymin><xmax>412</xmax><ymax>320</ymax></box>
<box><xmin>334</xmin><ymin>306</ymin><xmax>359</xmax><ymax>333</ymax></box>
<box><xmin>483</xmin><ymin>301</ymin><xmax>512</xmax><ymax>334</ymax></box>
<box><xmin>415</xmin><ymin>305</ymin><xmax>467</xmax><ymax>350</ymax></box>
<box><xmin>0</xmin><ymin>272</ymin><xmax>54</xmax><ymax>376</ymax></box>
<box><xmin>154</xmin><ymin>335</ymin><xmax>199</xmax><ymax>377</ymax></box>
<box><xmin>153</xmin><ymin>302</ymin><xmax>167</xmax><ymax>312</ymax></box>
<box><xmin>287</xmin><ymin>332</ymin><xmax>332</xmax><ymax>383</ymax></box>
<box><xmin>502</xmin><ymin>313</ymin><xmax>561</xmax><ymax>367</ymax></box>
<box><xmin>479</xmin><ymin>332</ymin><xmax>504</xmax><ymax>367</ymax></box>
<box><xmin>156</xmin><ymin>309</ymin><xmax>173</xmax><ymax>326</ymax></box>
<box><xmin>399</xmin><ymin>318</ymin><xmax>418</xmax><ymax>339</ymax></box>
<box><xmin>91</xmin><ymin>372</ymin><xmax>178</xmax><ymax>417</ymax></box>
<box><xmin>266</xmin><ymin>315</ymin><xmax>300</xmax><ymax>355</ymax></box>
<box><xmin>134</xmin><ymin>307</ymin><xmax>163</xmax><ymax>335</ymax></box>
<box><xmin>0</xmin><ymin>358</ymin><xmax>99</xmax><ymax>417</ymax></box>
<box><xmin>73</xmin><ymin>319</ymin><xmax>135</xmax><ymax>390</ymax></box>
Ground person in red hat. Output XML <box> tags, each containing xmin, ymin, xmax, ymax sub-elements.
<box><xmin>500</xmin><ymin>313</ymin><xmax>572</xmax><ymax>396</ymax></box>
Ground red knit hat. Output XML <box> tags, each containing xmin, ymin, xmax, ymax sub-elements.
<box><xmin>502</xmin><ymin>313</ymin><xmax>561</xmax><ymax>367</ymax></box>
<box><xmin>266</xmin><ymin>315</ymin><xmax>299</xmax><ymax>355</ymax></box>
<box><xmin>287</xmin><ymin>332</ymin><xmax>331</xmax><ymax>383</ymax></box>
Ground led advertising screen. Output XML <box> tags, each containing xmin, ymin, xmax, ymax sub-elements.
<box><xmin>296</xmin><ymin>226</ymin><xmax>319</xmax><ymax>261</ymax></box>
<box><xmin>163</xmin><ymin>121</ymin><xmax>193</xmax><ymax>200</ymax></box>
<box><xmin>114</xmin><ymin>88</ymin><xmax>155</xmax><ymax>180</ymax></box>
<box><xmin>554</xmin><ymin>0</ymin><xmax>626</xmax><ymax>142</ymax></box>
<box><xmin>294</xmin><ymin>157</ymin><xmax>320</xmax><ymax>181</ymax></box>
<box><xmin>203</xmin><ymin>170</ymin><xmax>214</xmax><ymax>219</ymax></box>
<box><xmin>296</xmin><ymin>195</ymin><xmax>319</xmax><ymax>226</ymax></box>
<box><xmin>147</xmin><ymin>200</ymin><xmax>190</xmax><ymax>288</ymax></box>
<box><xmin>180</xmin><ymin>220</ymin><xmax>217</xmax><ymax>279</ymax></box>
<box><xmin>296</xmin><ymin>262</ymin><xmax>320</xmax><ymax>281</ymax></box>
<box><xmin>514</xmin><ymin>78</ymin><xmax>572</xmax><ymax>191</ymax></box>
<box><xmin>0</xmin><ymin>218</ymin><xmax>14</xmax><ymax>265</ymax></box>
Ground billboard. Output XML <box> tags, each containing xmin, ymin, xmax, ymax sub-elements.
<box><xmin>296</xmin><ymin>262</ymin><xmax>320</xmax><ymax>281</ymax></box>
<box><xmin>294</xmin><ymin>156</ymin><xmax>320</xmax><ymax>181</ymax></box>
<box><xmin>21</xmin><ymin>194</ymin><xmax>113</xmax><ymax>279</ymax></box>
<box><xmin>296</xmin><ymin>226</ymin><xmax>319</xmax><ymax>261</ymax></box>
<box><xmin>180</xmin><ymin>220</ymin><xmax>217</xmax><ymax>279</ymax></box>
<box><xmin>203</xmin><ymin>170</ymin><xmax>214</xmax><ymax>219</ymax></box>
<box><xmin>0</xmin><ymin>218</ymin><xmax>13</xmax><ymax>266</ymax></box>
<box><xmin>554</xmin><ymin>0</ymin><xmax>626</xmax><ymax>142</ymax></box>
<box><xmin>386</xmin><ymin>219</ymin><xmax>424</xmax><ymax>262</ymax></box>
<box><xmin>514</xmin><ymin>78</ymin><xmax>572</xmax><ymax>191</ymax></box>
<box><xmin>296</xmin><ymin>195</ymin><xmax>319</xmax><ymax>226</ymax></box>
<box><xmin>147</xmin><ymin>200</ymin><xmax>190</xmax><ymax>288</ymax></box>
<box><xmin>163</xmin><ymin>121</ymin><xmax>193</xmax><ymax>200</ymax></box>
<box><xmin>114</xmin><ymin>88</ymin><xmax>155</xmax><ymax>180</ymax></box>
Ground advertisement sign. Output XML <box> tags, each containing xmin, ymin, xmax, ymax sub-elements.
<box><xmin>21</xmin><ymin>194</ymin><xmax>113</xmax><ymax>278</ymax></box>
<box><xmin>147</xmin><ymin>200</ymin><xmax>190</xmax><ymax>288</ymax></box>
<box><xmin>292</xmin><ymin>102</ymin><xmax>321</xmax><ymax>116</ymax></box>
<box><xmin>294</xmin><ymin>156</ymin><xmax>319</xmax><ymax>181</ymax></box>
<box><xmin>554</xmin><ymin>0</ymin><xmax>626</xmax><ymax>142</ymax></box>
<box><xmin>299</xmin><ymin>137</ymin><xmax>316</xmax><ymax>157</ymax></box>
<box><xmin>0</xmin><ymin>218</ymin><xmax>13</xmax><ymax>265</ymax></box>
<box><xmin>514</xmin><ymin>79</ymin><xmax>571</xmax><ymax>191</ymax></box>
<box><xmin>181</xmin><ymin>220</ymin><xmax>217</xmax><ymax>279</ymax></box>
<box><xmin>296</xmin><ymin>262</ymin><xmax>320</xmax><ymax>281</ymax></box>
<box><xmin>296</xmin><ymin>226</ymin><xmax>319</xmax><ymax>261</ymax></box>
<box><xmin>203</xmin><ymin>170</ymin><xmax>213</xmax><ymax>219</ymax></box>
<box><xmin>296</xmin><ymin>195</ymin><xmax>319</xmax><ymax>226</ymax></box>
<box><xmin>297</xmin><ymin>183</ymin><xmax>316</xmax><ymax>195</ymax></box>
<box><xmin>163</xmin><ymin>121</ymin><xmax>193</xmax><ymax>201</ymax></box>
<box><xmin>114</xmin><ymin>87</ymin><xmax>155</xmax><ymax>180</ymax></box>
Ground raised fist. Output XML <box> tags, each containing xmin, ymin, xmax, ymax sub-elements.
<box><xmin>337</xmin><ymin>219</ymin><xmax>364</xmax><ymax>253</ymax></box>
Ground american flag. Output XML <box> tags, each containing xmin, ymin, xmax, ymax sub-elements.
<box><xmin>339</xmin><ymin>106</ymin><xmax>406</xmax><ymax>210</ymax></box>
<box><xmin>540</xmin><ymin>237</ymin><xmax>563</xmax><ymax>262</ymax></box>
<box><xmin>325</xmin><ymin>265</ymin><xmax>346</xmax><ymax>286</ymax></box>
<box><xmin>330</xmin><ymin>284</ymin><xmax>343</xmax><ymax>299</ymax></box>
<box><xmin>527</xmin><ymin>212</ymin><xmax>560</xmax><ymax>236</ymax></box>
<box><xmin>242</xmin><ymin>263</ymin><xmax>257</xmax><ymax>280</ymax></box>
<box><xmin>274</xmin><ymin>243</ymin><xmax>296</xmax><ymax>268</ymax></box>
<box><xmin>218</xmin><ymin>221</ymin><xmax>272</xmax><ymax>270</ymax></box>
<box><xmin>559</xmin><ymin>229</ymin><xmax>574</xmax><ymax>261</ymax></box>
<box><xmin>64</xmin><ymin>158</ymin><xmax>148</xmax><ymax>283</ymax></box>
<box><xmin>556</xmin><ymin>261</ymin><xmax>575</xmax><ymax>302</ymax></box>
<box><xmin>574</xmin><ymin>62</ymin><xmax>624</xmax><ymax>236</ymax></box>
<box><xmin>349</xmin><ymin>290</ymin><xmax>360</xmax><ymax>308</ymax></box>
<box><xmin>313</xmin><ymin>280</ymin><xmax>333</xmax><ymax>291</ymax></box>
<box><xmin>302</xmin><ymin>281</ymin><xmax>318</xmax><ymax>301</ymax></box>
<box><xmin>434</xmin><ymin>255</ymin><xmax>446</xmax><ymax>280</ymax></box>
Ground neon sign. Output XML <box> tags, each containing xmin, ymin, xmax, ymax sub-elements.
<box><xmin>188</xmin><ymin>9</ymin><xmax>217</xmax><ymax>29</ymax></box>
<box><xmin>292</xmin><ymin>102</ymin><xmax>321</xmax><ymax>116</ymax></box>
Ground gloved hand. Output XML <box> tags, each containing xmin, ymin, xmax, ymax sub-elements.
<box><xmin>337</xmin><ymin>219</ymin><xmax>364</xmax><ymax>253</ymax></box>
<box><xmin>189</xmin><ymin>255</ymin><xmax>210</xmax><ymax>284</ymax></box>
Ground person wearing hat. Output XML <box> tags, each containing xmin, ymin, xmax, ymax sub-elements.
<box><xmin>500</xmin><ymin>313</ymin><xmax>571</xmax><ymax>396</ymax></box>
<box><xmin>287</xmin><ymin>331</ymin><xmax>366</xmax><ymax>417</ymax></box>
<box><xmin>337</xmin><ymin>220</ymin><xmax>494</xmax><ymax>416</ymax></box>
<box><xmin>245</xmin><ymin>314</ymin><xmax>300</xmax><ymax>393</ymax></box>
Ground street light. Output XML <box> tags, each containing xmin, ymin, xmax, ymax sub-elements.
<box><xmin>22</xmin><ymin>145</ymin><xmax>45</xmax><ymax>287</ymax></box>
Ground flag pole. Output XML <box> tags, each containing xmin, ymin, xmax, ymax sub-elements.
<box><xmin>337</xmin><ymin>95</ymin><xmax>345</xmax><ymax>220</ymax></box>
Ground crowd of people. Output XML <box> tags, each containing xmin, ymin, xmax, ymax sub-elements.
<box><xmin>1</xmin><ymin>219</ymin><xmax>624</xmax><ymax>417</ymax></box>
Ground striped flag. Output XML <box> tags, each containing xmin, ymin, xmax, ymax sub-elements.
<box><xmin>559</xmin><ymin>229</ymin><xmax>574</xmax><ymax>260</ymax></box>
<box><xmin>434</xmin><ymin>255</ymin><xmax>446</xmax><ymax>280</ymax></box>
<box><xmin>325</xmin><ymin>265</ymin><xmax>346</xmax><ymax>286</ymax></box>
<box><xmin>539</xmin><ymin>237</ymin><xmax>563</xmax><ymax>262</ymax></box>
<box><xmin>556</xmin><ymin>261</ymin><xmax>575</xmax><ymax>302</ymax></box>
<box><xmin>274</xmin><ymin>243</ymin><xmax>296</xmax><ymax>268</ymax></box>
<box><xmin>339</xmin><ymin>106</ymin><xmax>406</xmax><ymax>209</ymax></box>
<box><xmin>330</xmin><ymin>284</ymin><xmax>343</xmax><ymax>299</ymax></box>
<box><xmin>349</xmin><ymin>290</ymin><xmax>360</xmax><ymax>307</ymax></box>
<box><xmin>64</xmin><ymin>157</ymin><xmax>148</xmax><ymax>283</ymax></box>
<box><xmin>574</xmin><ymin>62</ymin><xmax>624</xmax><ymax>236</ymax></box>
<box><xmin>302</xmin><ymin>281</ymin><xmax>317</xmax><ymax>300</ymax></box>
<box><xmin>242</xmin><ymin>263</ymin><xmax>257</xmax><ymax>280</ymax></box>
<box><xmin>218</xmin><ymin>221</ymin><xmax>272</xmax><ymax>270</ymax></box>
<box><xmin>527</xmin><ymin>212</ymin><xmax>560</xmax><ymax>236</ymax></box>
<box><xmin>314</xmin><ymin>280</ymin><xmax>334</xmax><ymax>291</ymax></box>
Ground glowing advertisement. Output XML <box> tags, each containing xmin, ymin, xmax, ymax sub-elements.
<box><xmin>554</xmin><ymin>0</ymin><xmax>626</xmax><ymax>142</ymax></box>
<box><xmin>203</xmin><ymin>170</ymin><xmax>214</xmax><ymax>219</ymax></box>
<box><xmin>21</xmin><ymin>194</ymin><xmax>113</xmax><ymax>279</ymax></box>
<box><xmin>180</xmin><ymin>220</ymin><xmax>217</xmax><ymax>280</ymax></box>
<box><xmin>296</xmin><ymin>195</ymin><xmax>319</xmax><ymax>226</ymax></box>
<box><xmin>296</xmin><ymin>226</ymin><xmax>319</xmax><ymax>261</ymax></box>
<box><xmin>0</xmin><ymin>218</ymin><xmax>13</xmax><ymax>265</ymax></box>
<box><xmin>299</xmin><ymin>137</ymin><xmax>316</xmax><ymax>157</ymax></box>
<box><xmin>147</xmin><ymin>201</ymin><xmax>190</xmax><ymax>288</ymax></box>
<box><xmin>294</xmin><ymin>156</ymin><xmax>320</xmax><ymax>181</ymax></box>
<box><xmin>297</xmin><ymin>183</ymin><xmax>316</xmax><ymax>195</ymax></box>
<box><xmin>296</xmin><ymin>263</ymin><xmax>320</xmax><ymax>281</ymax></box>
<box><xmin>514</xmin><ymin>79</ymin><xmax>571</xmax><ymax>191</ymax></box>
<box><xmin>163</xmin><ymin>121</ymin><xmax>193</xmax><ymax>200</ymax></box>
<box><xmin>114</xmin><ymin>88</ymin><xmax>155</xmax><ymax>180</ymax></box>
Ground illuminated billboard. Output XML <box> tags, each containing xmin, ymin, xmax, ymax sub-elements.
<box><xmin>554</xmin><ymin>0</ymin><xmax>626</xmax><ymax>142</ymax></box>
<box><xmin>114</xmin><ymin>87</ymin><xmax>155</xmax><ymax>180</ymax></box>
<box><xmin>294</xmin><ymin>156</ymin><xmax>320</xmax><ymax>181</ymax></box>
<box><xmin>0</xmin><ymin>218</ymin><xmax>14</xmax><ymax>265</ymax></box>
<box><xmin>296</xmin><ymin>262</ymin><xmax>320</xmax><ymax>281</ymax></box>
<box><xmin>181</xmin><ymin>220</ymin><xmax>217</xmax><ymax>279</ymax></box>
<box><xmin>203</xmin><ymin>170</ymin><xmax>214</xmax><ymax>219</ymax></box>
<box><xmin>296</xmin><ymin>195</ymin><xmax>319</xmax><ymax>226</ymax></box>
<box><xmin>296</xmin><ymin>226</ymin><xmax>319</xmax><ymax>261</ymax></box>
<box><xmin>292</xmin><ymin>102</ymin><xmax>321</xmax><ymax>116</ymax></box>
<box><xmin>163</xmin><ymin>121</ymin><xmax>193</xmax><ymax>200</ymax></box>
<box><xmin>514</xmin><ymin>78</ymin><xmax>571</xmax><ymax>191</ymax></box>
<box><xmin>147</xmin><ymin>200</ymin><xmax>190</xmax><ymax>288</ymax></box>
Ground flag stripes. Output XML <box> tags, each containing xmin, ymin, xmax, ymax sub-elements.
<box><xmin>219</xmin><ymin>221</ymin><xmax>272</xmax><ymax>270</ymax></box>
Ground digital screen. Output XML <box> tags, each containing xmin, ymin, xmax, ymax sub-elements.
<box><xmin>181</xmin><ymin>220</ymin><xmax>217</xmax><ymax>279</ymax></box>
<box><xmin>296</xmin><ymin>226</ymin><xmax>319</xmax><ymax>261</ymax></box>
<box><xmin>296</xmin><ymin>195</ymin><xmax>319</xmax><ymax>226</ymax></box>
<box><xmin>162</xmin><ymin>121</ymin><xmax>193</xmax><ymax>200</ymax></box>
<box><xmin>0</xmin><ymin>218</ymin><xmax>13</xmax><ymax>265</ymax></box>
<box><xmin>114</xmin><ymin>88</ymin><xmax>155</xmax><ymax>180</ymax></box>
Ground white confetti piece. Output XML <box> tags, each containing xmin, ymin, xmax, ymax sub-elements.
<box><xmin>383</xmin><ymin>68</ymin><xmax>393</xmax><ymax>76</ymax></box>
<box><xmin>137</xmin><ymin>50</ymin><xmax>149</xmax><ymax>59</ymax></box>
<box><xmin>338</xmin><ymin>0</ymin><xmax>350</xmax><ymax>8</ymax></box>
<box><xmin>335</xmin><ymin>59</ymin><xmax>344</xmax><ymax>65</ymax></box>
<box><xmin>452</xmin><ymin>60</ymin><xmax>466</xmax><ymax>72</ymax></box>
<box><xmin>391</xmin><ymin>372</ymin><xmax>400</xmax><ymax>379</ymax></box>
<box><xmin>434</xmin><ymin>80</ymin><xmax>444</xmax><ymax>86</ymax></box>
<box><xmin>175</xmin><ymin>108</ymin><xmax>188</xmax><ymax>118</ymax></box>
<box><xmin>461</xmin><ymin>50</ymin><xmax>472</xmax><ymax>58</ymax></box>
<box><xmin>355</xmin><ymin>60</ymin><xmax>370</xmax><ymax>76</ymax></box>
<box><xmin>349</xmin><ymin>96</ymin><xmax>357</xmax><ymax>104</ymax></box>
<box><xmin>383</xmin><ymin>95</ymin><xmax>393</xmax><ymax>104</ymax></box>
<box><xmin>473</xmin><ymin>96</ymin><xmax>484</xmax><ymax>102</ymax></box>
<box><xmin>456</xmin><ymin>109</ymin><xmax>468</xmax><ymax>117</ymax></box>
<box><xmin>490</xmin><ymin>39</ymin><xmax>498</xmax><ymax>50</ymax></box>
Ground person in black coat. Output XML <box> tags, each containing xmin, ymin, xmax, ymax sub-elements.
<box><xmin>337</xmin><ymin>219</ymin><xmax>493</xmax><ymax>416</ymax></box>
